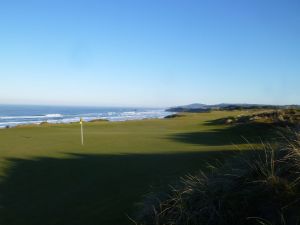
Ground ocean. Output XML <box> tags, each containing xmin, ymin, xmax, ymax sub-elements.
<box><xmin>0</xmin><ymin>105</ymin><xmax>173</xmax><ymax>128</ymax></box>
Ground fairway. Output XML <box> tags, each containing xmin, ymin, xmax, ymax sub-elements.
<box><xmin>0</xmin><ymin>111</ymin><xmax>273</xmax><ymax>225</ymax></box>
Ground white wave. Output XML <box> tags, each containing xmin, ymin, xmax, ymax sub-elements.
<box><xmin>0</xmin><ymin>114</ymin><xmax>63</xmax><ymax>120</ymax></box>
<box><xmin>0</xmin><ymin>121</ymin><xmax>25</xmax><ymax>125</ymax></box>
<box><xmin>45</xmin><ymin>114</ymin><xmax>63</xmax><ymax>118</ymax></box>
<box><xmin>0</xmin><ymin>109</ymin><xmax>173</xmax><ymax>128</ymax></box>
<box><xmin>0</xmin><ymin>120</ymin><xmax>44</xmax><ymax>127</ymax></box>
<box><xmin>0</xmin><ymin>116</ymin><xmax>41</xmax><ymax>119</ymax></box>
<box><xmin>107</xmin><ymin>112</ymin><xmax>116</xmax><ymax>116</ymax></box>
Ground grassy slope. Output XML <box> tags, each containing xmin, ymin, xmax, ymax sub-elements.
<box><xmin>0</xmin><ymin>111</ymin><xmax>273</xmax><ymax>225</ymax></box>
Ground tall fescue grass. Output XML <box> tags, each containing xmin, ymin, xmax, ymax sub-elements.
<box><xmin>135</xmin><ymin>130</ymin><xmax>300</xmax><ymax>225</ymax></box>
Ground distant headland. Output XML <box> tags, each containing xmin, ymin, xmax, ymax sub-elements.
<box><xmin>166</xmin><ymin>103</ymin><xmax>300</xmax><ymax>112</ymax></box>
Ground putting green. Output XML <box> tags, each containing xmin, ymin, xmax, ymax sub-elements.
<box><xmin>0</xmin><ymin>111</ymin><xmax>273</xmax><ymax>225</ymax></box>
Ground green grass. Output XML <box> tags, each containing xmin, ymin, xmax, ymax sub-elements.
<box><xmin>0</xmin><ymin>111</ymin><xmax>275</xmax><ymax>225</ymax></box>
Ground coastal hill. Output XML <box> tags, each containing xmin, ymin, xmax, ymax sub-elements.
<box><xmin>166</xmin><ymin>103</ymin><xmax>300</xmax><ymax>112</ymax></box>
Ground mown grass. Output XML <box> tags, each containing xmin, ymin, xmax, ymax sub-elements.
<box><xmin>0</xmin><ymin>110</ymin><xmax>275</xmax><ymax>225</ymax></box>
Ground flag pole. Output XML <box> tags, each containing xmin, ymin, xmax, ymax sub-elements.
<box><xmin>80</xmin><ymin>117</ymin><xmax>84</xmax><ymax>146</ymax></box>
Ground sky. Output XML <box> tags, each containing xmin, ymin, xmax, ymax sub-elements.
<box><xmin>0</xmin><ymin>0</ymin><xmax>299</xmax><ymax>107</ymax></box>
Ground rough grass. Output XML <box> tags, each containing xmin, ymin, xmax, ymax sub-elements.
<box><xmin>135</xmin><ymin>131</ymin><xmax>300</xmax><ymax>225</ymax></box>
<box><xmin>0</xmin><ymin>110</ymin><xmax>275</xmax><ymax>225</ymax></box>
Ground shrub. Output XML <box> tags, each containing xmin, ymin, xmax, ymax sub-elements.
<box><xmin>164</xmin><ymin>114</ymin><xmax>185</xmax><ymax>119</ymax></box>
<box><xmin>135</xmin><ymin>131</ymin><xmax>300</xmax><ymax>225</ymax></box>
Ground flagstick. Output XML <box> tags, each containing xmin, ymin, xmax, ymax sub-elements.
<box><xmin>80</xmin><ymin>119</ymin><xmax>84</xmax><ymax>146</ymax></box>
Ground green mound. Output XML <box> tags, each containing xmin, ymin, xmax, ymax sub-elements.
<box><xmin>136</xmin><ymin>131</ymin><xmax>300</xmax><ymax>225</ymax></box>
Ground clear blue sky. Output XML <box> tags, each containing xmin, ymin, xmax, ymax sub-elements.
<box><xmin>0</xmin><ymin>0</ymin><xmax>299</xmax><ymax>107</ymax></box>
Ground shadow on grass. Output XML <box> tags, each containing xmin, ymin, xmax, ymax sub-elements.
<box><xmin>0</xmin><ymin>151</ymin><xmax>237</xmax><ymax>225</ymax></box>
<box><xmin>169</xmin><ymin>123</ymin><xmax>276</xmax><ymax>146</ymax></box>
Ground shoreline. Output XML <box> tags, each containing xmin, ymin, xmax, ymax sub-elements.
<box><xmin>0</xmin><ymin>106</ymin><xmax>174</xmax><ymax>129</ymax></box>
<box><xmin>1</xmin><ymin>112</ymin><xmax>177</xmax><ymax>129</ymax></box>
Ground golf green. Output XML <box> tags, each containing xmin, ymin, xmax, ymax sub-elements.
<box><xmin>0</xmin><ymin>111</ymin><xmax>273</xmax><ymax>225</ymax></box>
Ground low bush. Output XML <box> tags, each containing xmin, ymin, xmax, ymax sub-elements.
<box><xmin>135</xmin><ymin>131</ymin><xmax>300</xmax><ymax>225</ymax></box>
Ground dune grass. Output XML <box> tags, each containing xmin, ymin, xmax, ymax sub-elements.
<box><xmin>0</xmin><ymin>110</ymin><xmax>275</xmax><ymax>225</ymax></box>
<box><xmin>136</xmin><ymin>132</ymin><xmax>300</xmax><ymax>225</ymax></box>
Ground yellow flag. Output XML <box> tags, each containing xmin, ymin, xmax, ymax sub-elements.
<box><xmin>80</xmin><ymin>118</ymin><xmax>83</xmax><ymax>124</ymax></box>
